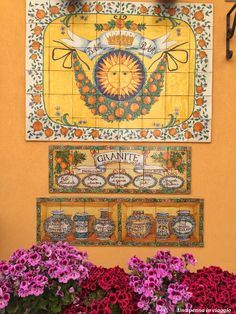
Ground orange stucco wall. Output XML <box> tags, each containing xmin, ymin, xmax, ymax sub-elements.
<box><xmin>0</xmin><ymin>0</ymin><xmax>236</xmax><ymax>272</ymax></box>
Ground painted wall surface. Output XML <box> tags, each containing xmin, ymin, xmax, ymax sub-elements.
<box><xmin>0</xmin><ymin>0</ymin><xmax>236</xmax><ymax>272</ymax></box>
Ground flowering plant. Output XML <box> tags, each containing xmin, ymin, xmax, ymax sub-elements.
<box><xmin>63</xmin><ymin>266</ymin><xmax>140</xmax><ymax>314</ymax></box>
<box><xmin>182</xmin><ymin>266</ymin><xmax>236</xmax><ymax>312</ymax></box>
<box><xmin>0</xmin><ymin>242</ymin><xmax>91</xmax><ymax>313</ymax></box>
<box><xmin>128</xmin><ymin>251</ymin><xmax>196</xmax><ymax>314</ymax></box>
<box><xmin>1</xmin><ymin>243</ymin><xmax>235</xmax><ymax>314</ymax></box>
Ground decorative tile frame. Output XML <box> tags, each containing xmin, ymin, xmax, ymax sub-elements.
<box><xmin>37</xmin><ymin>198</ymin><xmax>204</xmax><ymax>247</ymax></box>
<box><xmin>49</xmin><ymin>145</ymin><xmax>191</xmax><ymax>194</ymax></box>
<box><xmin>26</xmin><ymin>1</ymin><xmax>213</xmax><ymax>142</ymax></box>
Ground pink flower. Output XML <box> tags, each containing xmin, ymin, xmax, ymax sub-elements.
<box><xmin>182</xmin><ymin>253</ymin><xmax>197</xmax><ymax>265</ymax></box>
<box><xmin>156</xmin><ymin>299</ymin><xmax>168</xmax><ymax>314</ymax></box>
<box><xmin>0</xmin><ymin>242</ymin><xmax>90</xmax><ymax>311</ymax></box>
<box><xmin>28</xmin><ymin>252</ymin><xmax>41</xmax><ymax>266</ymax></box>
<box><xmin>128</xmin><ymin>251</ymin><xmax>194</xmax><ymax>312</ymax></box>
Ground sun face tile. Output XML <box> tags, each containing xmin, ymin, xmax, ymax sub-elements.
<box><xmin>26</xmin><ymin>1</ymin><xmax>213</xmax><ymax>142</ymax></box>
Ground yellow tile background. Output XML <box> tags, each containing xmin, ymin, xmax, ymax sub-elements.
<box><xmin>43</xmin><ymin>14</ymin><xmax>196</xmax><ymax>129</ymax></box>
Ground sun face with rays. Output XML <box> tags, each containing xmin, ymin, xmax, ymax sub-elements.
<box><xmin>94</xmin><ymin>50</ymin><xmax>146</xmax><ymax>101</ymax></box>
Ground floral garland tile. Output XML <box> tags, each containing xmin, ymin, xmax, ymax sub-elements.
<box><xmin>37</xmin><ymin>198</ymin><xmax>204</xmax><ymax>247</ymax></box>
<box><xmin>49</xmin><ymin>145</ymin><xmax>191</xmax><ymax>194</ymax></box>
<box><xmin>26</xmin><ymin>1</ymin><xmax>213</xmax><ymax>142</ymax></box>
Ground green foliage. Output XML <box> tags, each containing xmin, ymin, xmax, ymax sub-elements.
<box><xmin>55</xmin><ymin>150</ymin><xmax>86</xmax><ymax>174</ymax></box>
<box><xmin>156</xmin><ymin>16</ymin><xmax>180</xmax><ymax>29</ymax></box>
<box><xmin>125</xmin><ymin>20</ymin><xmax>133</xmax><ymax>29</ymax></box>
<box><xmin>56</xmin><ymin>113</ymin><xmax>78</xmax><ymax>127</ymax></box>
<box><xmin>165</xmin><ymin>114</ymin><xmax>179</xmax><ymax>128</ymax></box>
<box><xmin>5</xmin><ymin>282</ymin><xmax>81</xmax><ymax>314</ymax></box>
<box><xmin>108</xmin><ymin>20</ymin><xmax>116</xmax><ymax>29</ymax></box>
<box><xmin>137</xmin><ymin>23</ymin><xmax>146</xmax><ymax>31</ymax></box>
<box><xmin>110</xmin><ymin>304</ymin><xmax>123</xmax><ymax>313</ymax></box>
<box><xmin>61</xmin><ymin>14</ymin><xmax>78</xmax><ymax>28</ymax></box>
<box><xmin>95</xmin><ymin>23</ymin><xmax>104</xmax><ymax>31</ymax></box>
<box><xmin>74</xmin><ymin>151</ymin><xmax>86</xmax><ymax>165</ymax></box>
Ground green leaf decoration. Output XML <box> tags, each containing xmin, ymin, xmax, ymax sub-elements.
<box><xmin>61</xmin><ymin>14</ymin><xmax>77</xmax><ymax>28</ymax></box>
<box><xmin>55</xmin><ymin>162</ymin><xmax>62</xmax><ymax>174</ymax></box>
<box><xmin>73</xmin><ymin>151</ymin><xmax>86</xmax><ymax>165</ymax></box>
<box><xmin>125</xmin><ymin>20</ymin><xmax>133</xmax><ymax>29</ymax></box>
<box><xmin>108</xmin><ymin>19</ymin><xmax>116</xmax><ymax>29</ymax></box>
<box><xmin>137</xmin><ymin>23</ymin><xmax>146</xmax><ymax>31</ymax></box>
<box><xmin>95</xmin><ymin>24</ymin><xmax>104</xmax><ymax>31</ymax></box>
<box><xmin>62</xmin><ymin>113</ymin><xmax>73</xmax><ymax>126</ymax></box>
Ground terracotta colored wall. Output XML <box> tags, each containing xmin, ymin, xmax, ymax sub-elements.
<box><xmin>0</xmin><ymin>0</ymin><xmax>236</xmax><ymax>272</ymax></box>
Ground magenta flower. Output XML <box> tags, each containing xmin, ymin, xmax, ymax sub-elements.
<box><xmin>0</xmin><ymin>242</ymin><xmax>90</xmax><ymax>312</ymax></box>
<box><xmin>0</xmin><ymin>287</ymin><xmax>10</xmax><ymax>309</ymax></box>
<box><xmin>181</xmin><ymin>266</ymin><xmax>236</xmax><ymax>311</ymax></box>
<box><xmin>63</xmin><ymin>266</ymin><xmax>139</xmax><ymax>313</ymax></box>
<box><xmin>182</xmin><ymin>253</ymin><xmax>197</xmax><ymax>266</ymax></box>
<box><xmin>128</xmin><ymin>250</ymin><xmax>194</xmax><ymax>313</ymax></box>
<box><xmin>156</xmin><ymin>299</ymin><xmax>168</xmax><ymax>314</ymax></box>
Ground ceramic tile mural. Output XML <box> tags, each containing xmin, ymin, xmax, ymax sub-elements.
<box><xmin>49</xmin><ymin>145</ymin><xmax>191</xmax><ymax>194</ymax></box>
<box><xmin>37</xmin><ymin>198</ymin><xmax>203</xmax><ymax>247</ymax></box>
<box><xmin>26</xmin><ymin>1</ymin><xmax>213</xmax><ymax>142</ymax></box>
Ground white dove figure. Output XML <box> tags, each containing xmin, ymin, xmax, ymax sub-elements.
<box><xmin>153</xmin><ymin>32</ymin><xmax>177</xmax><ymax>52</ymax></box>
<box><xmin>61</xmin><ymin>29</ymin><xmax>105</xmax><ymax>59</ymax></box>
<box><xmin>61</xmin><ymin>29</ymin><xmax>90</xmax><ymax>52</ymax></box>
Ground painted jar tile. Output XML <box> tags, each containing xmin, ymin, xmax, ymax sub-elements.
<box><xmin>37</xmin><ymin>198</ymin><xmax>204</xmax><ymax>247</ymax></box>
<box><xmin>26</xmin><ymin>1</ymin><xmax>213</xmax><ymax>142</ymax></box>
<box><xmin>49</xmin><ymin>146</ymin><xmax>191</xmax><ymax>194</ymax></box>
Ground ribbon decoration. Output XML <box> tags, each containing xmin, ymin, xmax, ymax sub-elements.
<box><xmin>148</xmin><ymin>42</ymin><xmax>189</xmax><ymax>72</ymax></box>
<box><xmin>60</xmin><ymin>29</ymin><xmax>177</xmax><ymax>60</ymax></box>
<box><xmin>52</xmin><ymin>41</ymin><xmax>90</xmax><ymax>70</ymax></box>
<box><xmin>72</xmin><ymin>165</ymin><xmax>106</xmax><ymax>174</ymax></box>
<box><xmin>52</xmin><ymin>38</ymin><xmax>188</xmax><ymax>72</ymax></box>
<box><xmin>72</xmin><ymin>162</ymin><xmax>166</xmax><ymax>175</ymax></box>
